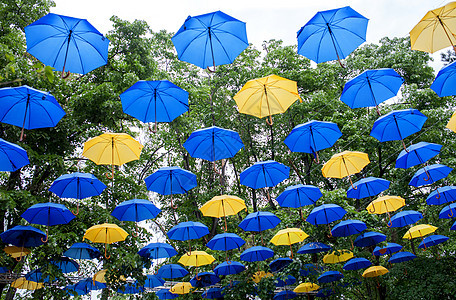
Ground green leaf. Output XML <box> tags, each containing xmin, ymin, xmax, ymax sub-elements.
<box><xmin>44</xmin><ymin>65</ymin><xmax>54</xmax><ymax>83</ymax></box>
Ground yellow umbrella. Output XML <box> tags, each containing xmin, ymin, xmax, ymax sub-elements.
<box><xmin>321</xmin><ymin>151</ymin><xmax>370</xmax><ymax>189</ymax></box>
<box><xmin>362</xmin><ymin>266</ymin><xmax>389</xmax><ymax>278</ymax></box>
<box><xmin>410</xmin><ymin>2</ymin><xmax>456</xmax><ymax>53</ymax></box>
<box><xmin>323</xmin><ymin>250</ymin><xmax>353</xmax><ymax>264</ymax></box>
<box><xmin>178</xmin><ymin>250</ymin><xmax>215</xmax><ymax>274</ymax></box>
<box><xmin>4</xmin><ymin>246</ymin><xmax>31</xmax><ymax>260</ymax></box>
<box><xmin>82</xmin><ymin>132</ymin><xmax>143</xmax><ymax>179</ymax></box>
<box><xmin>270</xmin><ymin>228</ymin><xmax>309</xmax><ymax>258</ymax></box>
<box><xmin>11</xmin><ymin>277</ymin><xmax>43</xmax><ymax>290</ymax></box>
<box><xmin>446</xmin><ymin>110</ymin><xmax>456</xmax><ymax>133</ymax></box>
<box><xmin>93</xmin><ymin>269</ymin><xmax>126</xmax><ymax>284</ymax></box>
<box><xmin>293</xmin><ymin>282</ymin><xmax>320</xmax><ymax>293</ymax></box>
<box><xmin>170</xmin><ymin>282</ymin><xmax>193</xmax><ymax>295</ymax></box>
<box><xmin>366</xmin><ymin>195</ymin><xmax>405</xmax><ymax>226</ymax></box>
<box><xmin>403</xmin><ymin>224</ymin><xmax>437</xmax><ymax>249</ymax></box>
<box><xmin>233</xmin><ymin>74</ymin><xmax>301</xmax><ymax>125</ymax></box>
<box><xmin>252</xmin><ymin>271</ymin><xmax>273</xmax><ymax>283</ymax></box>
<box><xmin>199</xmin><ymin>195</ymin><xmax>246</xmax><ymax>231</ymax></box>
<box><xmin>83</xmin><ymin>223</ymin><xmax>128</xmax><ymax>259</ymax></box>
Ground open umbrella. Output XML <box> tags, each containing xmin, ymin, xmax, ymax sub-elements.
<box><xmin>74</xmin><ymin>278</ymin><xmax>106</xmax><ymax>294</ymax></box>
<box><xmin>25</xmin><ymin>13</ymin><xmax>109</xmax><ymax>75</ymax></box>
<box><xmin>353</xmin><ymin>232</ymin><xmax>386</xmax><ymax>248</ymax></box>
<box><xmin>321</xmin><ymin>151</ymin><xmax>370</xmax><ymax>188</ymax></box>
<box><xmin>403</xmin><ymin>224</ymin><xmax>437</xmax><ymax>249</ymax></box>
<box><xmin>93</xmin><ymin>269</ymin><xmax>126</xmax><ymax>284</ymax></box>
<box><xmin>331</xmin><ymin>219</ymin><xmax>366</xmax><ymax>248</ymax></box>
<box><xmin>276</xmin><ymin>184</ymin><xmax>322</xmax><ymax>212</ymax></box>
<box><xmin>172</xmin><ymin>10</ymin><xmax>248</xmax><ymax>70</ymax></box>
<box><xmin>4</xmin><ymin>246</ymin><xmax>31</xmax><ymax>260</ymax></box>
<box><xmin>142</xmin><ymin>275</ymin><xmax>165</xmax><ymax>288</ymax></box>
<box><xmin>388</xmin><ymin>252</ymin><xmax>416</xmax><ymax>264</ymax></box>
<box><xmin>138</xmin><ymin>242</ymin><xmax>177</xmax><ymax>260</ymax></box>
<box><xmin>373</xmin><ymin>243</ymin><xmax>403</xmax><ymax>256</ymax></box>
<box><xmin>206</xmin><ymin>233</ymin><xmax>245</xmax><ymax>261</ymax></box>
<box><xmin>82</xmin><ymin>132</ymin><xmax>143</xmax><ymax>179</ymax></box>
<box><xmin>318</xmin><ymin>271</ymin><xmax>343</xmax><ymax>283</ymax></box>
<box><xmin>51</xmin><ymin>257</ymin><xmax>79</xmax><ymax>273</ymax></box>
<box><xmin>0</xmin><ymin>85</ymin><xmax>66</xmax><ymax>141</ymax></box>
<box><xmin>275</xmin><ymin>275</ymin><xmax>296</xmax><ymax>287</ymax></box>
<box><xmin>297</xmin><ymin>6</ymin><xmax>368</xmax><ymax>66</ymax></box>
<box><xmin>63</xmin><ymin>242</ymin><xmax>100</xmax><ymax>260</ymax></box>
<box><xmin>270</xmin><ymin>228</ymin><xmax>308</xmax><ymax>258</ymax></box>
<box><xmin>203</xmin><ymin>287</ymin><xmax>223</xmax><ymax>299</ymax></box>
<box><xmin>297</xmin><ymin>242</ymin><xmax>331</xmax><ymax>254</ymax></box>
<box><xmin>83</xmin><ymin>223</ymin><xmax>128</xmax><ymax>259</ymax></box>
<box><xmin>395</xmin><ymin>142</ymin><xmax>442</xmax><ymax>169</ymax></box>
<box><xmin>240</xmin><ymin>246</ymin><xmax>274</xmax><ymax>262</ymax></box>
<box><xmin>117</xmin><ymin>283</ymin><xmax>144</xmax><ymax>294</ymax></box>
<box><xmin>120</xmin><ymin>80</ymin><xmax>189</xmax><ymax>133</ymax></box>
<box><xmin>252</xmin><ymin>271</ymin><xmax>273</xmax><ymax>283</ymax></box>
<box><xmin>409</xmin><ymin>164</ymin><xmax>452</xmax><ymax>187</ymax></box>
<box><xmin>200</xmin><ymin>195</ymin><xmax>246</xmax><ymax>231</ymax></box>
<box><xmin>343</xmin><ymin>257</ymin><xmax>372</xmax><ymax>271</ymax></box>
<box><xmin>439</xmin><ymin>203</ymin><xmax>456</xmax><ymax>219</ymax></box>
<box><xmin>190</xmin><ymin>272</ymin><xmax>220</xmax><ymax>288</ymax></box>
<box><xmin>426</xmin><ymin>186</ymin><xmax>456</xmax><ymax>205</ymax></box>
<box><xmin>323</xmin><ymin>250</ymin><xmax>353</xmax><ymax>264</ymax></box>
<box><xmin>307</xmin><ymin>204</ymin><xmax>347</xmax><ymax>234</ymax></box>
<box><xmin>274</xmin><ymin>291</ymin><xmax>297</xmax><ymax>300</ymax></box>
<box><xmin>431</xmin><ymin>61</ymin><xmax>456</xmax><ymax>97</ymax></box>
<box><xmin>0</xmin><ymin>138</ymin><xmax>29</xmax><ymax>171</ymax></box>
<box><xmin>362</xmin><ymin>266</ymin><xmax>388</xmax><ymax>278</ymax></box>
<box><xmin>418</xmin><ymin>235</ymin><xmax>449</xmax><ymax>249</ymax></box>
<box><xmin>366</xmin><ymin>195</ymin><xmax>405</xmax><ymax>226</ymax></box>
<box><xmin>213</xmin><ymin>261</ymin><xmax>245</xmax><ymax>276</ymax></box>
<box><xmin>346</xmin><ymin>177</ymin><xmax>390</xmax><ymax>199</ymax></box>
<box><xmin>294</xmin><ymin>282</ymin><xmax>320</xmax><ymax>293</ymax></box>
<box><xmin>145</xmin><ymin>166</ymin><xmax>197</xmax><ymax>209</ymax></box>
<box><xmin>25</xmin><ymin>269</ymin><xmax>52</xmax><ymax>283</ymax></box>
<box><xmin>389</xmin><ymin>210</ymin><xmax>423</xmax><ymax>227</ymax></box>
<box><xmin>11</xmin><ymin>277</ymin><xmax>44</xmax><ymax>290</ymax></box>
<box><xmin>167</xmin><ymin>221</ymin><xmax>209</xmax><ymax>253</ymax></box>
<box><xmin>0</xmin><ymin>226</ymin><xmax>46</xmax><ymax>260</ymax></box>
<box><xmin>156</xmin><ymin>264</ymin><xmax>189</xmax><ymax>279</ymax></box>
<box><xmin>269</xmin><ymin>258</ymin><xmax>293</xmax><ymax>273</ymax></box>
<box><xmin>156</xmin><ymin>289</ymin><xmax>179</xmax><ymax>299</ymax></box>
<box><xmin>111</xmin><ymin>199</ymin><xmax>161</xmax><ymax>236</ymax></box>
<box><xmin>178</xmin><ymin>251</ymin><xmax>215</xmax><ymax>275</ymax></box>
<box><xmin>447</xmin><ymin>110</ymin><xmax>456</xmax><ymax>133</ymax></box>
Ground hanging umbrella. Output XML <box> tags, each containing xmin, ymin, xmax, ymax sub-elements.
<box><xmin>240</xmin><ymin>246</ymin><xmax>274</xmax><ymax>262</ymax></box>
<box><xmin>366</xmin><ymin>195</ymin><xmax>405</xmax><ymax>226</ymax></box>
<box><xmin>321</xmin><ymin>151</ymin><xmax>370</xmax><ymax>188</ymax></box>
<box><xmin>317</xmin><ymin>271</ymin><xmax>343</xmax><ymax>283</ymax></box>
<box><xmin>274</xmin><ymin>290</ymin><xmax>297</xmax><ymax>300</ymax></box>
<box><xmin>200</xmin><ymin>195</ymin><xmax>246</xmax><ymax>231</ymax></box>
<box><xmin>0</xmin><ymin>85</ymin><xmax>66</xmax><ymax>141</ymax></box>
<box><xmin>270</xmin><ymin>228</ymin><xmax>309</xmax><ymax>258</ymax></box>
<box><xmin>346</xmin><ymin>177</ymin><xmax>390</xmax><ymax>199</ymax></box>
<box><xmin>362</xmin><ymin>266</ymin><xmax>388</xmax><ymax>278</ymax></box>
<box><xmin>11</xmin><ymin>277</ymin><xmax>44</xmax><ymax>290</ymax></box>
<box><xmin>207</xmin><ymin>233</ymin><xmax>245</xmax><ymax>251</ymax></box>
<box><xmin>275</xmin><ymin>275</ymin><xmax>296</xmax><ymax>287</ymax></box>
<box><xmin>389</xmin><ymin>210</ymin><xmax>423</xmax><ymax>227</ymax></box>
<box><xmin>373</xmin><ymin>243</ymin><xmax>403</xmax><ymax>256</ymax></box>
<box><xmin>156</xmin><ymin>289</ymin><xmax>179</xmax><ymax>299</ymax></box>
<box><xmin>306</xmin><ymin>204</ymin><xmax>347</xmax><ymax>234</ymax></box>
<box><xmin>439</xmin><ymin>203</ymin><xmax>456</xmax><ymax>219</ymax></box>
<box><xmin>0</xmin><ymin>225</ymin><xmax>46</xmax><ymax>257</ymax></box>
<box><xmin>388</xmin><ymin>252</ymin><xmax>416</xmax><ymax>264</ymax></box>
<box><xmin>63</xmin><ymin>242</ymin><xmax>100</xmax><ymax>260</ymax></box>
<box><xmin>111</xmin><ymin>199</ymin><xmax>161</xmax><ymax>236</ymax></box>
<box><xmin>300</xmin><ymin>264</ymin><xmax>324</xmax><ymax>276</ymax></box>
<box><xmin>276</xmin><ymin>184</ymin><xmax>322</xmax><ymax>208</ymax></box>
<box><xmin>403</xmin><ymin>224</ymin><xmax>438</xmax><ymax>248</ymax></box>
<box><xmin>167</xmin><ymin>221</ymin><xmax>209</xmax><ymax>252</ymax></box>
<box><xmin>410</xmin><ymin>2</ymin><xmax>456</xmax><ymax>53</ymax></box>
<box><xmin>426</xmin><ymin>186</ymin><xmax>456</xmax><ymax>205</ymax></box>
<box><xmin>190</xmin><ymin>272</ymin><xmax>220</xmax><ymax>288</ymax></box>
<box><xmin>269</xmin><ymin>258</ymin><xmax>293</xmax><ymax>273</ymax></box>
<box><xmin>172</xmin><ymin>10</ymin><xmax>248</xmax><ymax>70</ymax></box>
<box><xmin>252</xmin><ymin>271</ymin><xmax>273</xmax><ymax>283</ymax></box>
<box><xmin>51</xmin><ymin>257</ymin><xmax>79</xmax><ymax>273</ymax></box>
<box><xmin>25</xmin><ymin>13</ymin><xmax>109</xmax><ymax>75</ymax></box>
<box><xmin>238</xmin><ymin>211</ymin><xmax>281</xmax><ymax>245</ymax></box>
<box><xmin>25</xmin><ymin>269</ymin><xmax>52</xmax><ymax>283</ymax></box>
<box><xmin>0</xmin><ymin>138</ymin><xmax>29</xmax><ymax>171</ymax></box>
<box><xmin>447</xmin><ymin>110</ymin><xmax>456</xmax><ymax>133</ymax></box>
<box><xmin>409</xmin><ymin>164</ymin><xmax>452</xmax><ymax>187</ymax></box>
<box><xmin>117</xmin><ymin>283</ymin><xmax>144</xmax><ymax>294</ymax></box>
<box><xmin>120</xmin><ymin>80</ymin><xmax>189</xmax><ymax>133</ymax></box>
<box><xmin>431</xmin><ymin>61</ymin><xmax>456</xmax><ymax>97</ymax></box>
<box><xmin>21</xmin><ymin>202</ymin><xmax>75</xmax><ymax>242</ymax></box>
<box><xmin>178</xmin><ymin>251</ymin><xmax>215</xmax><ymax>269</ymax></box>
<box><xmin>233</xmin><ymin>74</ymin><xmax>301</xmax><ymax>125</ymax></box>
<box><xmin>297</xmin><ymin>242</ymin><xmax>331</xmax><ymax>254</ymax></box>
<box><xmin>323</xmin><ymin>250</ymin><xmax>353</xmax><ymax>264</ymax></box>
<box><xmin>343</xmin><ymin>258</ymin><xmax>372</xmax><ymax>271</ymax></box>
<box><xmin>353</xmin><ymin>232</ymin><xmax>386</xmax><ymax>248</ymax></box>
<box><xmin>293</xmin><ymin>282</ymin><xmax>320</xmax><ymax>293</ymax></box>
<box><xmin>3</xmin><ymin>246</ymin><xmax>31</xmax><ymax>259</ymax></box>
<box><xmin>213</xmin><ymin>261</ymin><xmax>245</xmax><ymax>276</ymax></box>
<box><xmin>331</xmin><ymin>220</ymin><xmax>366</xmax><ymax>237</ymax></box>
<box><xmin>82</xmin><ymin>132</ymin><xmax>143</xmax><ymax>179</ymax></box>
<box><xmin>418</xmin><ymin>235</ymin><xmax>449</xmax><ymax>249</ymax></box>
<box><xmin>284</xmin><ymin>120</ymin><xmax>342</xmax><ymax>162</ymax></box>
<box><xmin>137</xmin><ymin>242</ymin><xmax>177</xmax><ymax>260</ymax></box>
<box><xmin>203</xmin><ymin>287</ymin><xmax>223</xmax><ymax>299</ymax></box>
<box><xmin>340</xmin><ymin>68</ymin><xmax>403</xmax><ymax>114</ymax></box>
<box><xmin>83</xmin><ymin>223</ymin><xmax>128</xmax><ymax>259</ymax></box>
<box><xmin>93</xmin><ymin>269</ymin><xmax>126</xmax><ymax>284</ymax></box>
<box><xmin>74</xmin><ymin>278</ymin><xmax>106</xmax><ymax>294</ymax></box>
<box><xmin>297</xmin><ymin>6</ymin><xmax>368</xmax><ymax>66</ymax></box>
<box><xmin>156</xmin><ymin>264</ymin><xmax>189</xmax><ymax>279</ymax></box>
<box><xmin>396</xmin><ymin>142</ymin><xmax>442</xmax><ymax>169</ymax></box>
<box><xmin>370</xmin><ymin>108</ymin><xmax>427</xmax><ymax>149</ymax></box>
<box><xmin>141</xmin><ymin>275</ymin><xmax>165</xmax><ymax>288</ymax></box>
<box><xmin>145</xmin><ymin>166</ymin><xmax>197</xmax><ymax>209</ymax></box>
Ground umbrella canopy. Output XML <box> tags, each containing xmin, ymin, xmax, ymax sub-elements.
<box><xmin>25</xmin><ymin>269</ymin><xmax>52</xmax><ymax>283</ymax></box>
<box><xmin>447</xmin><ymin>110</ymin><xmax>456</xmax><ymax>133</ymax></box>
<box><xmin>83</xmin><ymin>223</ymin><xmax>128</xmax><ymax>258</ymax></box>
<box><xmin>63</xmin><ymin>242</ymin><xmax>100</xmax><ymax>260</ymax></box>
<box><xmin>331</xmin><ymin>220</ymin><xmax>366</xmax><ymax>237</ymax></box>
<box><xmin>321</xmin><ymin>151</ymin><xmax>370</xmax><ymax>188</ymax></box>
<box><xmin>0</xmin><ymin>138</ymin><xmax>29</xmax><ymax>171</ymax></box>
<box><xmin>300</xmin><ymin>264</ymin><xmax>324</xmax><ymax>276</ymax></box>
<box><xmin>240</xmin><ymin>160</ymin><xmax>290</xmax><ymax>189</ymax></box>
<box><xmin>426</xmin><ymin>186</ymin><xmax>456</xmax><ymax>205</ymax></box>
<box><xmin>297</xmin><ymin>242</ymin><xmax>331</xmax><ymax>254</ymax></box>
<box><xmin>74</xmin><ymin>278</ymin><xmax>106</xmax><ymax>293</ymax></box>
<box><xmin>213</xmin><ymin>261</ymin><xmax>245</xmax><ymax>276</ymax></box>
<box><xmin>11</xmin><ymin>277</ymin><xmax>43</xmax><ymax>290</ymax></box>
<box><xmin>49</xmin><ymin>172</ymin><xmax>106</xmax><ymax>200</ymax></box>
<box><xmin>343</xmin><ymin>257</ymin><xmax>372</xmax><ymax>271</ymax></box>
<box><xmin>439</xmin><ymin>203</ymin><xmax>456</xmax><ymax>219</ymax></box>
<box><xmin>323</xmin><ymin>250</ymin><xmax>353</xmax><ymax>264</ymax></box>
<box><xmin>0</xmin><ymin>225</ymin><xmax>46</xmax><ymax>248</ymax></box>
<box><xmin>388</xmin><ymin>252</ymin><xmax>416</xmax><ymax>264</ymax></box>
<box><xmin>206</xmin><ymin>233</ymin><xmax>245</xmax><ymax>251</ymax></box>
<box><xmin>142</xmin><ymin>275</ymin><xmax>165</xmax><ymax>288</ymax></box>
<box><xmin>4</xmin><ymin>246</ymin><xmax>31</xmax><ymax>259</ymax></box>
<box><xmin>238</xmin><ymin>211</ymin><xmax>281</xmax><ymax>232</ymax></box>
<box><xmin>396</xmin><ymin>142</ymin><xmax>442</xmax><ymax>169</ymax></box>
<box><xmin>156</xmin><ymin>289</ymin><xmax>179</xmax><ymax>299</ymax></box>
<box><xmin>200</xmin><ymin>195</ymin><xmax>246</xmax><ymax>230</ymax></box>
<box><xmin>117</xmin><ymin>283</ymin><xmax>144</xmax><ymax>294</ymax></box>
<box><xmin>252</xmin><ymin>271</ymin><xmax>273</xmax><ymax>283</ymax></box>
<box><xmin>111</xmin><ymin>198</ymin><xmax>161</xmax><ymax>222</ymax></box>
<box><xmin>240</xmin><ymin>246</ymin><xmax>274</xmax><ymax>262</ymax></box>
<box><xmin>270</xmin><ymin>228</ymin><xmax>308</xmax><ymax>258</ymax></box>
<box><xmin>403</xmin><ymin>224</ymin><xmax>438</xmax><ymax>239</ymax></box>
<box><xmin>418</xmin><ymin>235</ymin><xmax>449</xmax><ymax>249</ymax></box>
<box><xmin>275</xmin><ymin>275</ymin><xmax>296</xmax><ymax>287</ymax></box>
<box><xmin>410</xmin><ymin>2</ymin><xmax>456</xmax><ymax>53</ymax></box>
<box><xmin>346</xmin><ymin>177</ymin><xmax>390</xmax><ymax>199</ymax></box>
<box><xmin>156</xmin><ymin>264</ymin><xmax>189</xmax><ymax>279</ymax></box>
<box><xmin>145</xmin><ymin>166</ymin><xmax>197</xmax><ymax>195</ymax></box>
<box><xmin>120</xmin><ymin>80</ymin><xmax>189</xmax><ymax>130</ymax></box>
<box><xmin>353</xmin><ymin>232</ymin><xmax>386</xmax><ymax>248</ymax></box>
<box><xmin>190</xmin><ymin>272</ymin><xmax>220</xmax><ymax>288</ymax></box>
<box><xmin>233</xmin><ymin>74</ymin><xmax>301</xmax><ymax>122</ymax></box>
<box><xmin>0</xmin><ymin>85</ymin><xmax>66</xmax><ymax>140</ymax></box>
<box><xmin>294</xmin><ymin>282</ymin><xmax>320</xmax><ymax>293</ymax></box>
<box><xmin>307</xmin><ymin>204</ymin><xmax>347</xmax><ymax>226</ymax></box>
<box><xmin>171</xmin><ymin>10</ymin><xmax>248</xmax><ymax>69</ymax></box>
<box><xmin>25</xmin><ymin>13</ymin><xmax>109</xmax><ymax>74</ymax></box>
<box><xmin>431</xmin><ymin>60</ymin><xmax>456</xmax><ymax>97</ymax></box>
<box><xmin>373</xmin><ymin>243</ymin><xmax>403</xmax><ymax>256</ymax></box>
<box><xmin>21</xmin><ymin>202</ymin><xmax>75</xmax><ymax>227</ymax></box>
<box><xmin>170</xmin><ymin>282</ymin><xmax>193</xmax><ymax>295</ymax></box>
<box><xmin>167</xmin><ymin>221</ymin><xmax>209</xmax><ymax>241</ymax></box>
<box><xmin>362</xmin><ymin>266</ymin><xmax>389</xmax><ymax>278</ymax></box>
<box><xmin>178</xmin><ymin>251</ymin><xmax>215</xmax><ymax>267</ymax></box>
<box><xmin>203</xmin><ymin>288</ymin><xmax>223</xmax><ymax>299</ymax></box>
<box><xmin>276</xmin><ymin>184</ymin><xmax>322</xmax><ymax>208</ymax></box>
<box><xmin>340</xmin><ymin>68</ymin><xmax>403</xmax><ymax>111</ymax></box>
<box><xmin>183</xmin><ymin>126</ymin><xmax>244</xmax><ymax>162</ymax></box>
<box><xmin>409</xmin><ymin>164</ymin><xmax>452</xmax><ymax>187</ymax></box>
<box><xmin>366</xmin><ymin>195</ymin><xmax>405</xmax><ymax>215</ymax></box>
<box><xmin>284</xmin><ymin>120</ymin><xmax>342</xmax><ymax>156</ymax></box>
<box><xmin>390</xmin><ymin>210</ymin><xmax>423</xmax><ymax>227</ymax></box>
<box><xmin>318</xmin><ymin>271</ymin><xmax>343</xmax><ymax>283</ymax></box>
<box><xmin>138</xmin><ymin>242</ymin><xmax>177</xmax><ymax>259</ymax></box>
<box><xmin>51</xmin><ymin>257</ymin><xmax>79</xmax><ymax>273</ymax></box>
<box><xmin>269</xmin><ymin>258</ymin><xmax>293</xmax><ymax>273</ymax></box>
<box><xmin>297</xmin><ymin>6</ymin><xmax>368</xmax><ymax>65</ymax></box>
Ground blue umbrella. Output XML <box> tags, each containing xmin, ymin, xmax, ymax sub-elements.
<box><xmin>388</xmin><ymin>252</ymin><xmax>416</xmax><ymax>264</ymax></box>
<box><xmin>120</xmin><ymin>80</ymin><xmax>188</xmax><ymax>132</ymax></box>
<box><xmin>331</xmin><ymin>220</ymin><xmax>367</xmax><ymax>237</ymax></box>
<box><xmin>141</xmin><ymin>275</ymin><xmax>165</xmax><ymax>288</ymax></box>
<box><xmin>297</xmin><ymin>242</ymin><xmax>331</xmax><ymax>254</ymax></box>
<box><xmin>51</xmin><ymin>257</ymin><xmax>79</xmax><ymax>273</ymax></box>
<box><xmin>418</xmin><ymin>235</ymin><xmax>449</xmax><ymax>249</ymax></box>
<box><xmin>409</xmin><ymin>164</ymin><xmax>452</xmax><ymax>187</ymax></box>
<box><xmin>430</xmin><ymin>60</ymin><xmax>456</xmax><ymax>97</ymax></box>
<box><xmin>396</xmin><ymin>142</ymin><xmax>442</xmax><ymax>169</ymax></box>
<box><xmin>63</xmin><ymin>242</ymin><xmax>100</xmax><ymax>260</ymax></box>
<box><xmin>451</xmin><ymin>220</ymin><xmax>456</xmax><ymax>231</ymax></box>
<box><xmin>49</xmin><ymin>172</ymin><xmax>106</xmax><ymax>201</ymax></box>
<box><xmin>111</xmin><ymin>199</ymin><xmax>161</xmax><ymax>235</ymax></box>
<box><xmin>25</xmin><ymin>13</ymin><xmax>109</xmax><ymax>75</ymax></box>
<box><xmin>389</xmin><ymin>210</ymin><xmax>423</xmax><ymax>227</ymax></box>
<box><xmin>343</xmin><ymin>258</ymin><xmax>372</xmax><ymax>271</ymax></box>
<box><xmin>207</xmin><ymin>232</ymin><xmax>245</xmax><ymax>251</ymax></box>
<box><xmin>117</xmin><ymin>283</ymin><xmax>144</xmax><ymax>294</ymax></box>
<box><xmin>370</xmin><ymin>109</ymin><xmax>427</xmax><ymax>149</ymax></box>
<box><xmin>168</xmin><ymin>221</ymin><xmax>209</xmax><ymax>252</ymax></box>
<box><xmin>213</xmin><ymin>261</ymin><xmax>245</xmax><ymax>276</ymax></box>
<box><xmin>0</xmin><ymin>225</ymin><xmax>46</xmax><ymax>248</ymax></box>
<box><xmin>0</xmin><ymin>85</ymin><xmax>66</xmax><ymax>141</ymax></box>
<box><xmin>341</xmin><ymin>68</ymin><xmax>403</xmax><ymax>113</ymax></box>
<box><xmin>426</xmin><ymin>186</ymin><xmax>456</xmax><ymax>205</ymax></box>
<box><xmin>172</xmin><ymin>11</ymin><xmax>248</xmax><ymax>70</ymax></box>
<box><xmin>275</xmin><ymin>275</ymin><xmax>296</xmax><ymax>287</ymax></box>
<box><xmin>306</xmin><ymin>204</ymin><xmax>347</xmax><ymax>231</ymax></box>
<box><xmin>138</xmin><ymin>243</ymin><xmax>177</xmax><ymax>260</ymax></box>
<box><xmin>190</xmin><ymin>272</ymin><xmax>220</xmax><ymax>288</ymax></box>
<box><xmin>297</xmin><ymin>6</ymin><xmax>368</xmax><ymax>66</ymax></box>
<box><xmin>346</xmin><ymin>177</ymin><xmax>390</xmax><ymax>199</ymax></box>
<box><xmin>274</xmin><ymin>290</ymin><xmax>297</xmax><ymax>300</ymax></box>
<box><xmin>299</xmin><ymin>264</ymin><xmax>323</xmax><ymax>276</ymax></box>
<box><xmin>284</xmin><ymin>120</ymin><xmax>342</xmax><ymax>161</ymax></box>
<box><xmin>269</xmin><ymin>258</ymin><xmax>293</xmax><ymax>273</ymax></box>
<box><xmin>0</xmin><ymin>138</ymin><xmax>29</xmax><ymax>171</ymax></box>
<box><xmin>203</xmin><ymin>287</ymin><xmax>223</xmax><ymax>299</ymax></box>
<box><xmin>353</xmin><ymin>231</ymin><xmax>386</xmax><ymax>248</ymax></box>
<box><xmin>184</xmin><ymin>126</ymin><xmax>244</xmax><ymax>162</ymax></box>
<box><xmin>240</xmin><ymin>246</ymin><xmax>274</xmax><ymax>262</ymax></box>
<box><xmin>156</xmin><ymin>264</ymin><xmax>189</xmax><ymax>279</ymax></box>
<box><xmin>156</xmin><ymin>289</ymin><xmax>179</xmax><ymax>299</ymax></box>
<box><xmin>373</xmin><ymin>243</ymin><xmax>403</xmax><ymax>256</ymax></box>
<box><xmin>25</xmin><ymin>268</ymin><xmax>52</xmax><ymax>283</ymax></box>
<box><xmin>439</xmin><ymin>203</ymin><xmax>456</xmax><ymax>219</ymax></box>
<box><xmin>0</xmin><ymin>267</ymin><xmax>8</xmax><ymax>274</ymax></box>
<box><xmin>276</xmin><ymin>184</ymin><xmax>322</xmax><ymax>208</ymax></box>
<box><xmin>145</xmin><ymin>166</ymin><xmax>197</xmax><ymax>209</ymax></box>
<box><xmin>318</xmin><ymin>271</ymin><xmax>344</xmax><ymax>283</ymax></box>
<box><xmin>238</xmin><ymin>211</ymin><xmax>281</xmax><ymax>244</ymax></box>
<box><xmin>74</xmin><ymin>278</ymin><xmax>106</xmax><ymax>293</ymax></box>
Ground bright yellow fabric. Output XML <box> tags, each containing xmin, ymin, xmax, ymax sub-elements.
<box><xmin>270</xmin><ymin>228</ymin><xmax>309</xmax><ymax>246</ymax></box>
<box><xmin>199</xmin><ymin>195</ymin><xmax>246</xmax><ymax>217</ymax></box>
<box><xmin>11</xmin><ymin>277</ymin><xmax>43</xmax><ymax>290</ymax></box>
<box><xmin>83</xmin><ymin>223</ymin><xmax>128</xmax><ymax>244</ymax></box>
<box><xmin>321</xmin><ymin>151</ymin><xmax>370</xmax><ymax>178</ymax></box>
<box><xmin>403</xmin><ymin>224</ymin><xmax>438</xmax><ymax>240</ymax></box>
<box><xmin>178</xmin><ymin>251</ymin><xmax>215</xmax><ymax>267</ymax></box>
<box><xmin>252</xmin><ymin>271</ymin><xmax>273</xmax><ymax>283</ymax></box>
<box><xmin>93</xmin><ymin>269</ymin><xmax>126</xmax><ymax>283</ymax></box>
<box><xmin>294</xmin><ymin>282</ymin><xmax>319</xmax><ymax>293</ymax></box>
<box><xmin>3</xmin><ymin>246</ymin><xmax>30</xmax><ymax>258</ymax></box>
<box><xmin>366</xmin><ymin>196</ymin><xmax>405</xmax><ymax>214</ymax></box>
<box><xmin>446</xmin><ymin>110</ymin><xmax>456</xmax><ymax>132</ymax></box>
<box><xmin>323</xmin><ymin>250</ymin><xmax>353</xmax><ymax>264</ymax></box>
<box><xmin>170</xmin><ymin>282</ymin><xmax>193</xmax><ymax>294</ymax></box>
<box><xmin>362</xmin><ymin>266</ymin><xmax>389</xmax><ymax>278</ymax></box>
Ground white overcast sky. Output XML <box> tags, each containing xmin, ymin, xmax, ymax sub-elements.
<box><xmin>51</xmin><ymin>0</ymin><xmax>450</xmax><ymax>69</ymax></box>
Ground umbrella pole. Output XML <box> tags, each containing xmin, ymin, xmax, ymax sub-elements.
<box><xmin>401</xmin><ymin>139</ymin><xmax>407</xmax><ymax>151</ymax></box>
<box><xmin>375</xmin><ymin>105</ymin><xmax>381</xmax><ymax>116</ymax></box>
<box><xmin>342</xmin><ymin>158</ymin><xmax>357</xmax><ymax>190</ymax></box>
<box><xmin>104</xmin><ymin>244</ymin><xmax>111</xmax><ymax>259</ymax></box>
<box><xmin>326</xmin><ymin>25</ymin><xmax>345</xmax><ymax>68</ymax></box>
<box><xmin>19</xmin><ymin>95</ymin><xmax>30</xmax><ymax>142</ymax></box>
<box><xmin>71</xmin><ymin>202</ymin><xmax>79</xmax><ymax>216</ymax></box>
<box><xmin>386</xmin><ymin>211</ymin><xmax>392</xmax><ymax>228</ymax></box>
<box><xmin>41</xmin><ymin>227</ymin><xmax>49</xmax><ymax>243</ymax></box>
<box><xmin>423</xmin><ymin>168</ymin><xmax>431</xmax><ymax>182</ymax></box>
<box><xmin>188</xmin><ymin>240</ymin><xmax>192</xmax><ymax>255</ymax></box>
<box><xmin>436</xmin><ymin>16</ymin><xmax>456</xmax><ymax>53</ymax></box>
